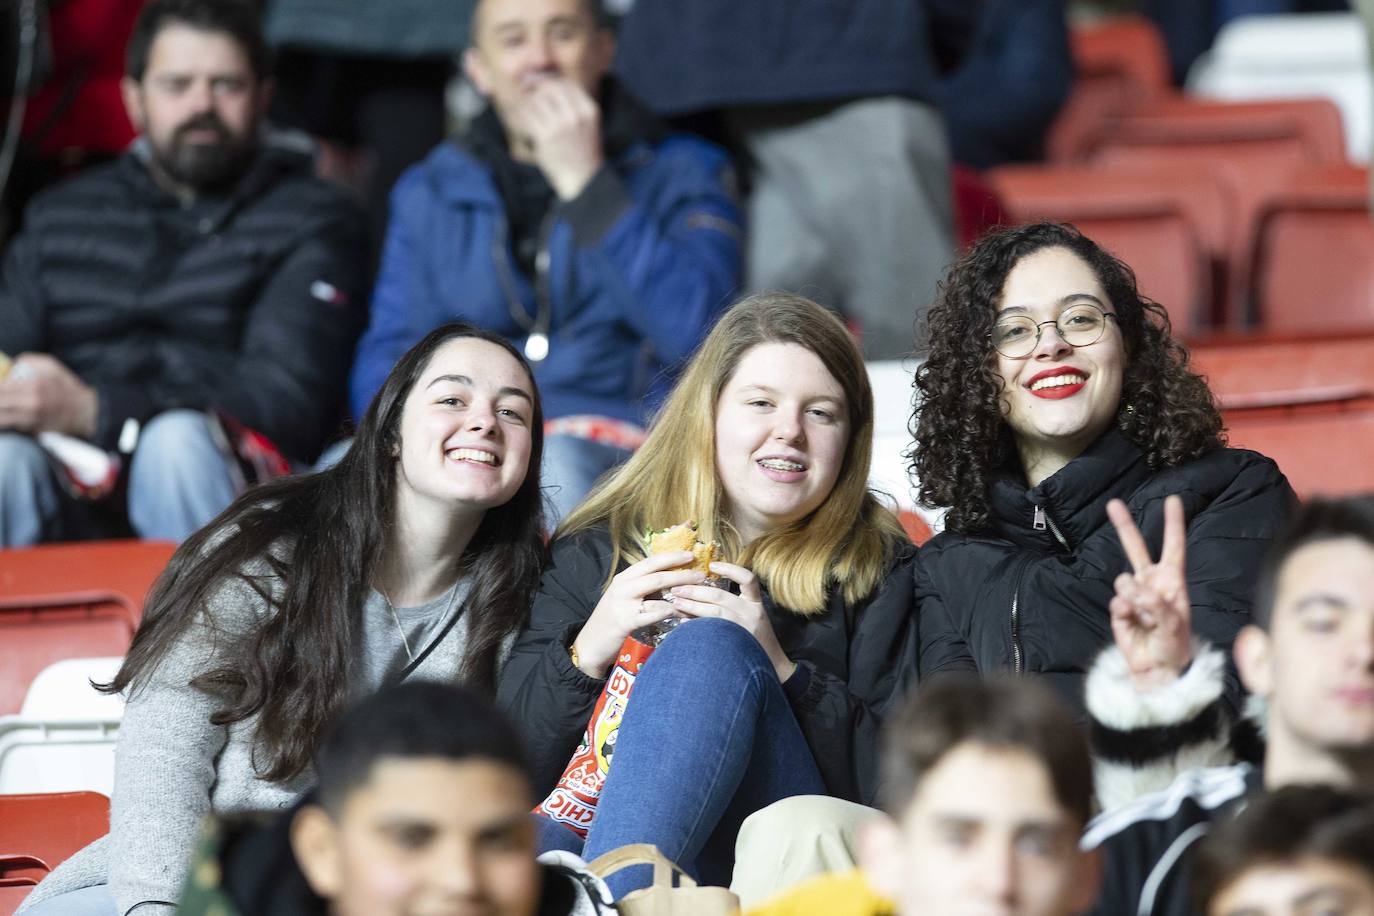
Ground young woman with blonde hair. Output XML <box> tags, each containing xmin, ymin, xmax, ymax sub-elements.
<box><xmin>497</xmin><ymin>292</ymin><xmax>973</xmax><ymax>896</ymax></box>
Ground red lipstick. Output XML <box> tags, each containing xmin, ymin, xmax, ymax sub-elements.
<box><xmin>1026</xmin><ymin>366</ymin><xmax>1088</xmax><ymax>400</ymax></box>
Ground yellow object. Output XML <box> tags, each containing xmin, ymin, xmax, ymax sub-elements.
<box><xmin>745</xmin><ymin>870</ymin><xmax>896</xmax><ymax>916</ymax></box>
<box><xmin>0</xmin><ymin>351</ymin><xmax>11</xmax><ymax>379</ymax></box>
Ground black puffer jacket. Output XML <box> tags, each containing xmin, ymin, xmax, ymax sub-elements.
<box><xmin>0</xmin><ymin>139</ymin><xmax>368</xmax><ymax>460</ymax></box>
<box><xmin>496</xmin><ymin>528</ymin><xmax>974</xmax><ymax>807</ymax></box>
<box><xmin>915</xmin><ymin>429</ymin><xmax>1296</xmax><ymax>715</ymax></box>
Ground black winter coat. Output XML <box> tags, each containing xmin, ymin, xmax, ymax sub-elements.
<box><xmin>915</xmin><ymin>430</ymin><xmax>1296</xmax><ymax>715</ymax></box>
<box><xmin>495</xmin><ymin>529</ymin><xmax>975</xmax><ymax>807</ymax></box>
<box><xmin>0</xmin><ymin>140</ymin><xmax>368</xmax><ymax>460</ymax></box>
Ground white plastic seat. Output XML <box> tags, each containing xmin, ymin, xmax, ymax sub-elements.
<box><xmin>0</xmin><ymin>716</ymin><xmax>120</xmax><ymax>795</ymax></box>
<box><xmin>20</xmin><ymin>657</ymin><xmax>125</xmax><ymax>720</ymax></box>
<box><xmin>1188</xmin><ymin>13</ymin><xmax>1372</xmax><ymax>162</ymax></box>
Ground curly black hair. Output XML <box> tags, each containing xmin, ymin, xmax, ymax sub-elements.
<box><xmin>910</xmin><ymin>223</ymin><xmax>1224</xmax><ymax>534</ymax></box>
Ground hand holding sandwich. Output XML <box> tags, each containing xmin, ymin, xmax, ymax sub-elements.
<box><xmin>571</xmin><ymin>550</ymin><xmax>705</xmax><ymax>678</ymax></box>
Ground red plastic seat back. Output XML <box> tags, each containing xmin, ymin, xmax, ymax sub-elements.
<box><xmin>1224</xmin><ymin>397</ymin><xmax>1374</xmax><ymax>498</ymax></box>
<box><xmin>989</xmin><ymin>164</ymin><xmax>1230</xmax><ymax>331</ymax></box>
<box><xmin>0</xmin><ymin>791</ymin><xmax>109</xmax><ymax>908</ymax></box>
<box><xmin>1191</xmin><ymin>331</ymin><xmax>1374</xmax><ymax>406</ymax></box>
<box><xmin>1245</xmin><ymin>166</ymin><xmax>1374</xmax><ymax>333</ymax></box>
<box><xmin>0</xmin><ymin>540</ymin><xmax>177</xmax><ymax>616</ymax></box>
<box><xmin>1048</xmin><ymin>15</ymin><xmax>1172</xmax><ymax>163</ymax></box>
<box><xmin>0</xmin><ymin>540</ymin><xmax>175</xmax><ymax>714</ymax></box>
<box><xmin>0</xmin><ymin>595</ymin><xmax>137</xmax><ymax>715</ymax></box>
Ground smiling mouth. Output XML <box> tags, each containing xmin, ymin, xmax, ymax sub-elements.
<box><xmin>447</xmin><ymin>447</ymin><xmax>501</xmax><ymax>466</ymax></box>
<box><xmin>758</xmin><ymin>458</ymin><xmax>805</xmax><ymax>472</ymax></box>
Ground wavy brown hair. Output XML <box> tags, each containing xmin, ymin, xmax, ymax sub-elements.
<box><xmin>100</xmin><ymin>323</ymin><xmax>546</xmax><ymax>783</ymax></box>
<box><xmin>910</xmin><ymin>222</ymin><xmax>1224</xmax><ymax>534</ymax></box>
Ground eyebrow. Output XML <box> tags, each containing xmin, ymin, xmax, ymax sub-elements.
<box><xmin>425</xmin><ymin>374</ymin><xmax>533</xmax><ymax>404</ymax></box>
<box><xmin>1294</xmin><ymin>886</ymin><xmax>1357</xmax><ymax>907</ymax></box>
<box><xmin>475</xmin><ymin>812</ymin><xmax>531</xmax><ymax>839</ymax></box>
<box><xmin>996</xmin><ymin>293</ymin><xmax>1107</xmax><ymax>318</ymax></box>
<box><xmin>1293</xmin><ymin>593</ymin><xmax>1350</xmax><ymax>613</ymax></box>
<box><xmin>738</xmin><ymin>383</ymin><xmax>844</xmax><ymax>403</ymax></box>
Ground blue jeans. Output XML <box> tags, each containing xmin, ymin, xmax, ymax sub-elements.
<box><xmin>19</xmin><ymin>884</ymin><xmax>117</xmax><ymax>915</ymax></box>
<box><xmin>538</xmin><ymin>617</ymin><xmax>826</xmax><ymax>898</ymax></box>
<box><xmin>0</xmin><ymin>410</ymin><xmax>240</xmax><ymax>546</ymax></box>
<box><xmin>541</xmin><ymin>433</ymin><xmax>632</xmax><ymax>526</ymax></box>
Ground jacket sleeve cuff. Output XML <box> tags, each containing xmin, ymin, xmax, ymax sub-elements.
<box><xmin>551</xmin><ymin>623</ymin><xmax>608</xmax><ymax>697</ymax></box>
<box><xmin>782</xmin><ymin>659</ymin><xmax>823</xmax><ymax>710</ymax></box>
<box><xmin>1086</xmin><ymin>640</ymin><xmax>1234</xmax><ymax>811</ymax></box>
<box><xmin>558</xmin><ymin>165</ymin><xmax>632</xmax><ymax>247</ymax></box>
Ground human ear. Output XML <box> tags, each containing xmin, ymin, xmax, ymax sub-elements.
<box><xmin>463</xmin><ymin>48</ymin><xmax>492</xmax><ymax>97</ymax></box>
<box><xmin>1234</xmin><ymin>625</ymin><xmax>1274</xmax><ymax>698</ymax></box>
<box><xmin>856</xmin><ymin>814</ymin><xmax>904</xmax><ymax>898</ymax></box>
<box><xmin>291</xmin><ymin>805</ymin><xmax>345</xmax><ymax>899</ymax></box>
<box><xmin>121</xmin><ymin>77</ymin><xmax>146</xmax><ymax>131</ymax></box>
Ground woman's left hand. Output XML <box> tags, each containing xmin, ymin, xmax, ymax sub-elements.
<box><xmin>668</xmin><ymin>561</ymin><xmax>796</xmax><ymax>682</ymax></box>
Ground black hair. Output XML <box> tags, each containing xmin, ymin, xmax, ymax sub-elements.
<box><xmin>1192</xmin><ymin>785</ymin><xmax>1374</xmax><ymax>913</ymax></box>
<box><xmin>1252</xmin><ymin>496</ymin><xmax>1374</xmax><ymax>630</ymax></box>
<box><xmin>101</xmin><ymin>322</ymin><xmax>546</xmax><ymax>783</ymax></box>
<box><xmin>127</xmin><ymin>0</ymin><xmax>272</xmax><ymax>81</ymax></box>
<box><xmin>314</xmin><ymin>681</ymin><xmax>530</xmax><ymax>815</ymax></box>
<box><xmin>880</xmin><ymin>675</ymin><xmax>1093</xmax><ymax>829</ymax></box>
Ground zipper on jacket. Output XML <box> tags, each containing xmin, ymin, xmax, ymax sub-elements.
<box><xmin>1009</xmin><ymin>557</ymin><xmax>1031</xmax><ymax>675</ymax></box>
<box><xmin>1032</xmin><ymin>504</ymin><xmax>1071</xmax><ymax>551</ymax></box>
<box><xmin>491</xmin><ymin>215</ymin><xmax>552</xmax><ymax>361</ymax></box>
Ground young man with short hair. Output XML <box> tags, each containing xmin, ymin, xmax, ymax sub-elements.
<box><xmin>1190</xmin><ymin>785</ymin><xmax>1374</xmax><ymax>916</ymax></box>
<box><xmin>748</xmin><ymin>677</ymin><xmax>1100</xmax><ymax>916</ymax></box>
<box><xmin>176</xmin><ymin>680</ymin><xmax>617</xmax><ymax>916</ymax></box>
<box><xmin>1085</xmin><ymin>495</ymin><xmax>1374</xmax><ymax>915</ymax></box>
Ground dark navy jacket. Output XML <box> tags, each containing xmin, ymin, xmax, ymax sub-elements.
<box><xmin>349</xmin><ymin>123</ymin><xmax>741</xmax><ymax>424</ymax></box>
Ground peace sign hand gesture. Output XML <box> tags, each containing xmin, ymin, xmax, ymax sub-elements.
<box><xmin>1106</xmin><ymin>495</ymin><xmax>1194</xmax><ymax>690</ymax></box>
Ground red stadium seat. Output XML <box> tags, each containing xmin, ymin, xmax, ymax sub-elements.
<box><xmin>1223</xmin><ymin>394</ymin><xmax>1374</xmax><ymax>498</ymax></box>
<box><xmin>1094</xmin><ymin>97</ymin><xmax>1347</xmax><ymax>173</ymax></box>
<box><xmin>1191</xmin><ymin>330</ymin><xmax>1374</xmax><ymax>406</ymax></box>
<box><xmin>1244</xmin><ymin>165</ymin><xmax>1374</xmax><ymax>333</ymax></box>
<box><xmin>987</xmin><ymin>164</ymin><xmax>1223</xmax><ymax>332</ymax></box>
<box><xmin>0</xmin><ymin>885</ymin><xmax>35</xmax><ymax>916</ymax></box>
<box><xmin>0</xmin><ymin>791</ymin><xmax>109</xmax><ymax>914</ymax></box>
<box><xmin>0</xmin><ymin>540</ymin><xmax>175</xmax><ymax>715</ymax></box>
<box><xmin>1189</xmin><ymin>331</ymin><xmax>1374</xmax><ymax>497</ymax></box>
<box><xmin>1047</xmin><ymin>15</ymin><xmax>1173</xmax><ymax>163</ymax></box>
<box><xmin>0</xmin><ymin>540</ymin><xmax>176</xmax><ymax>615</ymax></box>
<box><xmin>897</xmin><ymin>510</ymin><xmax>933</xmax><ymax>546</ymax></box>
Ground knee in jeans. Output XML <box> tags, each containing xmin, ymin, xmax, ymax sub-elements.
<box><xmin>130</xmin><ymin>410</ymin><xmax>218</xmax><ymax>478</ymax></box>
<box><xmin>0</xmin><ymin>432</ymin><xmax>50</xmax><ymax>480</ymax></box>
<box><xmin>655</xmin><ymin>616</ymin><xmax>770</xmax><ymax>675</ymax></box>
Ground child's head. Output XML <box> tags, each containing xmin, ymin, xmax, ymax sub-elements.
<box><xmin>1193</xmin><ymin>785</ymin><xmax>1374</xmax><ymax>916</ymax></box>
<box><xmin>290</xmin><ymin>681</ymin><xmax>542</xmax><ymax>916</ymax></box>
<box><xmin>862</xmin><ymin>676</ymin><xmax>1098</xmax><ymax>916</ymax></box>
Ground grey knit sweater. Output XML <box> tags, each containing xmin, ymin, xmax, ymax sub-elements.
<box><xmin>19</xmin><ymin>559</ymin><xmax>479</xmax><ymax>916</ymax></box>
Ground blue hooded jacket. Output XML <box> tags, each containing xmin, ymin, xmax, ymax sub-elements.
<box><xmin>350</xmin><ymin>110</ymin><xmax>741</xmax><ymax>424</ymax></box>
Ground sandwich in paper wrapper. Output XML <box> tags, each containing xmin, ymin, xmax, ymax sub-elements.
<box><xmin>534</xmin><ymin>522</ymin><xmax>720</xmax><ymax>837</ymax></box>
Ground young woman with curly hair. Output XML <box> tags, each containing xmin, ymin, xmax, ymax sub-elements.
<box><xmin>909</xmin><ymin>222</ymin><xmax>1295</xmax><ymax>720</ymax></box>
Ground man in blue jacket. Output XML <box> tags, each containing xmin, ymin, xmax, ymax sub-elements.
<box><xmin>350</xmin><ymin>0</ymin><xmax>742</xmax><ymax>522</ymax></box>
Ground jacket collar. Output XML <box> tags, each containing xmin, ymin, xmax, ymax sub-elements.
<box><xmin>123</xmin><ymin>131</ymin><xmax>313</xmax><ymax>231</ymax></box>
<box><xmin>444</xmin><ymin>75</ymin><xmax>664</xmax><ymax>207</ymax></box>
<box><xmin>988</xmin><ymin>428</ymin><xmax>1154</xmax><ymax>550</ymax></box>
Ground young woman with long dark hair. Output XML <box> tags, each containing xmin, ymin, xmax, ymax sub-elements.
<box><xmin>21</xmin><ymin>323</ymin><xmax>546</xmax><ymax>916</ymax></box>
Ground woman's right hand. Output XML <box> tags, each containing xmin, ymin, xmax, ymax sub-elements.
<box><xmin>1106</xmin><ymin>495</ymin><xmax>1194</xmax><ymax>691</ymax></box>
<box><xmin>571</xmin><ymin>551</ymin><xmax>705</xmax><ymax>677</ymax></box>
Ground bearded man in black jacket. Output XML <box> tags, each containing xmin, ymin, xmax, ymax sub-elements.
<box><xmin>0</xmin><ymin>0</ymin><xmax>366</xmax><ymax>546</ymax></box>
